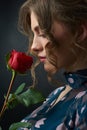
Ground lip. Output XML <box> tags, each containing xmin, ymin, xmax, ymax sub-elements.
<box><xmin>39</xmin><ymin>56</ymin><xmax>46</xmax><ymax>62</ymax></box>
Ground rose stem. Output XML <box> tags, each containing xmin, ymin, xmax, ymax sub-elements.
<box><xmin>0</xmin><ymin>71</ymin><xmax>16</xmax><ymax>120</ymax></box>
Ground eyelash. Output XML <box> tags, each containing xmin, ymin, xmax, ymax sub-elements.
<box><xmin>31</xmin><ymin>31</ymin><xmax>46</xmax><ymax>38</ymax></box>
<box><xmin>39</xmin><ymin>34</ymin><xmax>46</xmax><ymax>38</ymax></box>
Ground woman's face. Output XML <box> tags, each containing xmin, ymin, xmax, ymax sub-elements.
<box><xmin>30</xmin><ymin>11</ymin><xmax>78</xmax><ymax>74</ymax></box>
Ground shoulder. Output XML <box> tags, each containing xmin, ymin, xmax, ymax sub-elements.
<box><xmin>63</xmin><ymin>90</ymin><xmax>87</xmax><ymax>129</ymax></box>
<box><xmin>76</xmin><ymin>90</ymin><xmax>87</xmax><ymax>115</ymax></box>
<box><xmin>68</xmin><ymin>90</ymin><xmax>87</xmax><ymax>111</ymax></box>
<box><xmin>75</xmin><ymin>90</ymin><xmax>87</xmax><ymax>101</ymax></box>
<box><xmin>74</xmin><ymin>90</ymin><xmax>87</xmax><ymax>128</ymax></box>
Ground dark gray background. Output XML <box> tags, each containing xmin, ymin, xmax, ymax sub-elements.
<box><xmin>0</xmin><ymin>0</ymin><xmax>55</xmax><ymax>129</ymax></box>
<box><xmin>0</xmin><ymin>1</ymin><xmax>65</xmax><ymax>129</ymax></box>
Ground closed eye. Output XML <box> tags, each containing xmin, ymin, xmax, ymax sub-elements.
<box><xmin>39</xmin><ymin>34</ymin><xmax>46</xmax><ymax>38</ymax></box>
<box><xmin>32</xmin><ymin>25</ymin><xmax>47</xmax><ymax>38</ymax></box>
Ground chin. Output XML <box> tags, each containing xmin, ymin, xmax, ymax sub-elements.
<box><xmin>44</xmin><ymin>63</ymin><xmax>57</xmax><ymax>75</ymax></box>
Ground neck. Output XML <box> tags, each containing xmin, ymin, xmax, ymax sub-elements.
<box><xmin>54</xmin><ymin>85</ymin><xmax>72</xmax><ymax>106</ymax></box>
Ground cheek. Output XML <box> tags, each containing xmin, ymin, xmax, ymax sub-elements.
<box><xmin>41</xmin><ymin>38</ymin><xmax>49</xmax><ymax>48</ymax></box>
<box><xmin>56</xmin><ymin>48</ymin><xmax>77</xmax><ymax>69</ymax></box>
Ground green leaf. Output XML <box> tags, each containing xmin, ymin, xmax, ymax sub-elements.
<box><xmin>17</xmin><ymin>87</ymin><xmax>45</xmax><ymax>107</ymax></box>
<box><xmin>7</xmin><ymin>94</ymin><xmax>19</xmax><ymax>109</ymax></box>
<box><xmin>15</xmin><ymin>83</ymin><xmax>26</xmax><ymax>95</ymax></box>
<box><xmin>5</xmin><ymin>52</ymin><xmax>11</xmax><ymax>70</ymax></box>
<box><xmin>6</xmin><ymin>88</ymin><xmax>45</xmax><ymax>109</ymax></box>
<box><xmin>9</xmin><ymin>122</ymin><xmax>32</xmax><ymax>130</ymax></box>
<box><xmin>6</xmin><ymin>83</ymin><xmax>25</xmax><ymax>109</ymax></box>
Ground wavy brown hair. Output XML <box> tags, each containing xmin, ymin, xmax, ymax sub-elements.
<box><xmin>18</xmin><ymin>0</ymin><xmax>87</xmax><ymax>87</ymax></box>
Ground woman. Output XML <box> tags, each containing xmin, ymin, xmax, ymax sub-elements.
<box><xmin>18</xmin><ymin>0</ymin><xmax>87</xmax><ymax>129</ymax></box>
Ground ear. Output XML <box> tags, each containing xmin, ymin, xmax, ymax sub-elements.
<box><xmin>77</xmin><ymin>23</ymin><xmax>87</xmax><ymax>42</ymax></box>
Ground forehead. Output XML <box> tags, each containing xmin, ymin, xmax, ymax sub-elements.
<box><xmin>30</xmin><ymin>11</ymin><xmax>39</xmax><ymax>31</ymax></box>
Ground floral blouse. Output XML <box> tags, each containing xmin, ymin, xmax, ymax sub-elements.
<box><xmin>18</xmin><ymin>69</ymin><xmax>87</xmax><ymax>130</ymax></box>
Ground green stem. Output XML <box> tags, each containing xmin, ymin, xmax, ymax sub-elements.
<box><xmin>0</xmin><ymin>70</ymin><xmax>16</xmax><ymax>120</ymax></box>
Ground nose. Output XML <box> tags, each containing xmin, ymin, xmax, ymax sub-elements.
<box><xmin>31</xmin><ymin>36</ymin><xmax>42</xmax><ymax>53</ymax></box>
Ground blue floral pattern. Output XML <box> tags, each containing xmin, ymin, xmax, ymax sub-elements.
<box><xmin>18</xmin><ymin>69</ymin><xmax>87</xmax><ymax>130</ymax></box>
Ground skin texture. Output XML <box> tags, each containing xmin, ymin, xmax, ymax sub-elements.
<box><xmin>30</xmin><ymin>11</ymin><xmax>87</xmax><ymax>74</ymax></box>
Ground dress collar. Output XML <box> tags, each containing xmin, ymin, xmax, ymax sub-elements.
<box><xmin>64</xmin><ymin>69</ymin><xmax>87</xmax><ymax>89</ymax></box>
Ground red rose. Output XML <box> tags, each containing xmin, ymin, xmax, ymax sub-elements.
<box><xmin>8</xmin><ymin>50</ymin><xmax>33</xmax><ymax>73</ymax></box>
